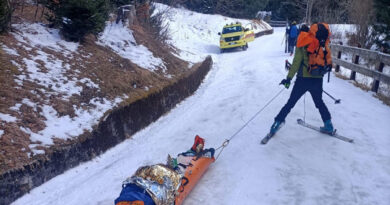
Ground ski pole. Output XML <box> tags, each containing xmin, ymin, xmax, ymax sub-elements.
<box><xmin>323</xmin><ymin>90</ymin><xmax>341</xmax><ymax>104</ymax></box>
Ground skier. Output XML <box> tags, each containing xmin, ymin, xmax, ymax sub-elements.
<box><xmin>270</xmin><ymin>23</ymin><xmax>334</xmax><ymax>135</ymax></box>
<box><xmin>288</xmin><ymin>21</ymin><xmax>298</xmax><ymax>56</ymax></box>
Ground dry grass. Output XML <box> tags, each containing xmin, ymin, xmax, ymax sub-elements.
<box><xmin>334</xmin><ymin>72</ymin><xmax>390</xmax><ymax>106</ymax></box>
<box><xmin>375</xmin><ymin>93</ymin><xmax>390</xmax><ymax>106</ymax></box>
<box><xmin>11</xmin><ymin>3</ymin><xmax>48</xmax><ymax>24</ymax></box>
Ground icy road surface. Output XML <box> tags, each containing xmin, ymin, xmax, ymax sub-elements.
<box><xmin>14</xmin><ymin>8</ymin><xmax>390</xmax><ymax>205</ymax></box>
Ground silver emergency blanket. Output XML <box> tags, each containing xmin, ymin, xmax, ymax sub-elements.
<box><xmin>121</xmin><ymin>149</ymin><xmax>215</xmax><ymax>205</ymax></box>
<box><xmin>123</xmin><ymin>164</ymin><xmax>182</xmax><ymax>205</ymax></box>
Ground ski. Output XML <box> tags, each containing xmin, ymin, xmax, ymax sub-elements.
<box><xmin>297</xmin><ymin>119</ymin><xmax>354</xmax><ymax>143</ymax></box>
<box><xmin>261</xmin><ymin>123</ymin><xmax>285</xmax><ymax>145</ymax></box>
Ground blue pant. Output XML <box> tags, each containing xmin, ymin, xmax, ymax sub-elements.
<box><xmin>275</xmin><ymin>77</ymin><xmax>331</xmax><ymax>122</ymax></box>
<box><xmin>288</xmin><ymin>37</ymin><xmax>297</xmax><ymax>53</ymax></box>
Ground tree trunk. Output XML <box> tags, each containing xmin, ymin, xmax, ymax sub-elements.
<box><xmin>34</xmin><ymin>0</ymin><xmax>39</xmax><ymax>21</ymax></box>
<box><xmin>306</xmin><ymin>0</ymin><xmax>314</xmax><ymax>24</ymax></box>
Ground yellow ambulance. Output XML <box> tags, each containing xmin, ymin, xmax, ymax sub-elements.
<box><xmin>218</xmin><ymin>22</ymin><xmax>255</xmax><ymax>53</ymax></box>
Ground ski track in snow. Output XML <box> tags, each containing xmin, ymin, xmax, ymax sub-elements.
<box><xmin>13</xmin><ymin>21</ymin><xmax>390</xmax><ymax>205</ymax></box>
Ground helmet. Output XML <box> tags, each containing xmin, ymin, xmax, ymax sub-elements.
<box><xmin>300</xmin><ymin>24</ymin><xmax>309</xmax><ymax>32</ymax></box>
<box><xmin>292</xmin><ymin>21</ymin><xmax>297</xmax><ymax>25</ymax></box>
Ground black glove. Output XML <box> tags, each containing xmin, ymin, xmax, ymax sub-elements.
<box><xmin>325</xmin><ymin>64</ymin><xmax>332</xmax><ymax>72</ymax></box>
<box><xmin>280</xmin><ymin>78</ymin><xmax>291</xmax><ymax>89</ymax></box>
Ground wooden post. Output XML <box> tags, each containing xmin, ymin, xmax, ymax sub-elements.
<box><xmin>350</xmin><ymin>44</ymin><xmax>361</xmax><ymax>80</ymax></box>
<box><xmin>371</xmin><ymin>62</ymin><xmax>385</xmax><ymax>93</ymax></box>
<box><xmin>335</xmin><ymin>42</ymin><xmax>343</xmax><ymax>72</ymax></box>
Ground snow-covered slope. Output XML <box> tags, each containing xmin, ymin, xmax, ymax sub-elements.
<box><xmin>13</xmin><ymin>5</ymin><xmax>390</xmax><ymax>205</ymax></box>
<box><xmin>0</xmin><ymin>20</ymin><xmax>168</xmax><ymax>156</ymax></box>
<box><xmin>154</xmin><ymin>3</ymin><xmax>271</xmax><ymax>63</ymax></box>
<box><xmin>0</xmin><ymin>23</ymin><xmax>124</xmax><ymax>153</ymax></box>
<box><xmin>98</xmin><ymin>22</ymin><xmax>166</xmax><ymax>72</ymax></box>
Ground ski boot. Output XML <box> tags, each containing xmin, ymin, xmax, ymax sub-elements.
<box><xmin>320</xmin><ymin>120</ymin><xmax>334</xmax><ymax>134</ymax></box>
<box><xmin>270</xmin><ymin>120</ymin><xmax>284</xmax><ymax>134</ymax></box>
<box><xmin>166</xmin><ymin>154</ymin><xmax>178</xmax><ymax>170</ymax></box>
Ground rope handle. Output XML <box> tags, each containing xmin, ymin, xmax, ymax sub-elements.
<box><xmin>215</xmin><ymin>139</ymin><xmax>230</xmax><ymax>161</ymax></box>
<box><xmin>215</xmin><ymin>139</ymin><xmax>230</xmax><ymax>151</ymax></box>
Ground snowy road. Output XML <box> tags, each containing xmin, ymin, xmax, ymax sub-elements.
<box><xmin>14</xmin><ymin>20</ymin><xmax>390</xmax><ymax>205</ymax></box>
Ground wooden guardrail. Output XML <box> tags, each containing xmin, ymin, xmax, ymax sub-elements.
<box><xmin>330</xmin><ymin>43</ymin><xmax>390</xmax><ymax>93</ymax></box>
<box><xmin>266</xmin><ymin>20</ymin><xmax>287</xmax><ymax>27</ymax></box>
<box><xmin>255</xmin><ymin>28</ymin><xmax>274</xmax><ymax>38</ymax></box>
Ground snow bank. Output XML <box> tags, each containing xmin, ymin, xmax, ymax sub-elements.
<box><xmin>25</xmin><ymin>97</ymin><xmax>122</xmax><ymax>146</ymax></box>
<box><xmin>7</xmin><ymin>23</ymin><xmax>127</xmax><ymax>155</ymax></box>
<box><xmin>12</xmin><ymin>24</ymin><xmax>82</xmax><ymax>98</ymax></box>
<box><xmin>22</xmin><ymin>51</ymin><xmax>82</xmax><ymax>98</ymax></box>
<box><xmin>98</xmin><ymin>22</ymin><xmax>166</xmax><ymax>72</ymax></box>
<box><xmin>154</xmin><ymin>3</ymin><xmax>272</xmax><ymax>63</ymax></box>
<box><xmin>18</xmin><ymin>96</ymin><xmax>123</xmax><ymax>152</ymax></box>
<box><xmin>0</xmin><ymin>113</ymin><xmax>17</xmax><ymax>122</ymax></box>
<box><xmin>13</xmin><ymin>23</ymin><xmax>78</xmax><ymax>55</ymax></box>
<box><xmin>2</xmin><ymin>45</ymin><xmax>19</xmax><ymax>56</ymax></box>
<box><xmin>330</xmin><ymin>24</ymin><xmax>356</xmax><ymax>45</ymax></box>
<box><xmin>10</xmin><ymin>98</ymin><xmax>37</xmax><ymax>112</ymax></box>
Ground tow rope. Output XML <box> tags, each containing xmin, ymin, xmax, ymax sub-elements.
<box><xmin>215</xmin><ymin>88</ymin><xmax>285</xmax><ymax>160</ymax></box>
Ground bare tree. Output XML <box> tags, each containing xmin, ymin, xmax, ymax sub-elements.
<box><xmin>305</xmin><ymin>0</ymin><xmax>314</xmax><ymax>24</ymax></box>
<box><xmin>347</xmin><ymin>0</ymin><xmax>375</xmax><ymax>48</ymax></box>
<box><xmin>287</xmin><ymin>0</ymin><xmax>316</xmax><ymax>24</ymax></box>
<box><xmin>314</xmin><ymin>0</ymin><xmax>349</xmax><ymax>23</ymax></box>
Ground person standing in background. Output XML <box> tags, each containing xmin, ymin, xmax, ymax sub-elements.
<box><xmin>288</xmin><ymin>21</ymin><xmax>298</xmax><ymax>56</ymax></box>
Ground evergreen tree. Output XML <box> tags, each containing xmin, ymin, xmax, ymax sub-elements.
<box><xmin>0</xmin><ymin>0</ymin><xmax>11</xmax><ymax>33</ymax></box>
<box><xmin>110</xmin><ymin>0</ymin><xmax>134</xmax><ymax>7</ymax></box>
<box><xmin>215</xmin><ymin>0</ymin><xmax>269</xmax><ymax>18</ymax></box>
<box><xmin>373</xmin><ymin>0</ymin><xmax>390</xmax><ymax>53</ymax></box>
<box><xmin>45</xmin><ymin>0</ymin><xmax>110</xmax><ymax>42</ymax></box>
<box><xmin>184</xmin><ymin>0</ymin><xmax>216</xmax><ymax>14</ymax></box>
<box><xmin>277</xmin><ymin>0</ymin><xmax>303</xmax><ymax>22</ymax></box>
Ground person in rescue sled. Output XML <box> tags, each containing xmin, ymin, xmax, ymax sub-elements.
<box><xmin>114</xmin><ymin>135</ymin><xmax>215</xmax><ymax>205</ymax></box>
<box><xmin>270</xmin><ymin>23</ymin><xmax>334</xmax><ymax>135</ymax></box>
<box><xmin>288</xmin><ymin>21</ymin><xmax>298</xmax><ymax>55</ymax></box>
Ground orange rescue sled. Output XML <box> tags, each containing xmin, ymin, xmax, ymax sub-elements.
<box><xmin>175</xmin><ymin>156</ymin><xmax>215</xmax><ymax>205</ymax></box>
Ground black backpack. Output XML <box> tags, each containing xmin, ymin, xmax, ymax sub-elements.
<box><xmin>315</xmin><ymin>23</ymin><xmax>329</xmax><ymax>47</ymax></box>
